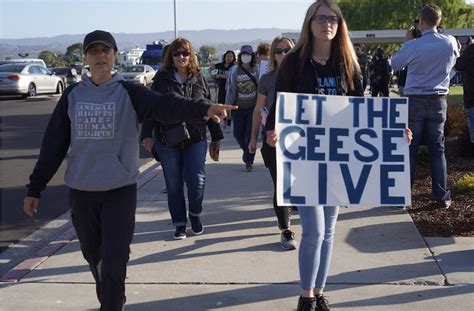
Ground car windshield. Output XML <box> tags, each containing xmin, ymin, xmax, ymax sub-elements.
<box><xmin>125</xmin><ymin>66</ymin><xmax>144</xmax><ymax>73</ymax></box>
<box><xmin>0</xmin><ymin>64</ymin><xmax>26</xmax><ymax>73</ymax></box>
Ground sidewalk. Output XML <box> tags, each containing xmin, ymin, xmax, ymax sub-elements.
<box><xmin>0</xmin><ymin>134</ymin><xmax>473</xmax><ymax>310</ymax></box>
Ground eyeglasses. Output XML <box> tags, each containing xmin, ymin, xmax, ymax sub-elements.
<box><xmin>172</xmin><ymin>50</ymin><xmax>191</xmax><ymax>57</ymax></box>
<box><xmin>313</xmin><ymin>15</ymin><xmax>339</xmax><ymax>25</ymax></box>
<box><xmin>274</xmin><ymin>48</ymin><xmax>291</xmax><ymax>55</ymax></box>
<box><xmin>87</xmin><ymin>47</ymin><xmax>114</xmax><ymax>55</ymax></box>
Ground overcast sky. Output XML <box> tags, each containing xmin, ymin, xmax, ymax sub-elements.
<box><xmin>0</xmin><ymin>0</ymin><xmax>473</xmax><ymax>39</ymax></box>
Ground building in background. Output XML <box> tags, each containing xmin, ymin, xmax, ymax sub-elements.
<box><xmin>117</xmin><ymin>46</ymin><xmax>145</xmax><ymax>67</ymax></box>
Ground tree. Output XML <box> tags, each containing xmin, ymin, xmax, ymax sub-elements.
<box><xmin>339</xmin><ymin>0</ymin><xmax>473</xmax><ymax>54</ymax></box>
<box><xmin>339</xmin><ymin>0</ymin><xmax>473</xmax><ymax>30</ymax></box>
<box><xmin>38</xmin><ymin>50</ymin><xmax>65</xmax><ymax>67</ymax></box>
<box><xmin>199</xmin><ymin>45</ymin><xmax>217</xmax><ymax>65</ymax></box>
<box><xmin>64</xmin><ymin>42</ymin><xmax>84</xmax><ymax>63</ymax></box>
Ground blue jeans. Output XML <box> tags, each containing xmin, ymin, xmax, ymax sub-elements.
<box><xmin>467</xmin><ymin>107</ymin><xmax>474</xmax><ymax>143</ymax></box>
<box><xmin>232</xmin><ymin>106</ymin><xmax>256</xmax><ymax>164</ymax></box>
<box><xmin>408</xmin><ymin>96</ymin><xmax>450</xmax><ymax>201</ymax></box>
<box><xmin>299</xmin><ymin>206</ymin><xmax>339</xmax><ymax>290</ymax></box>
<box><xmin>154</xmin><ymin>139</ymin><xmax>207</xmax><ymax>227</ymax></box>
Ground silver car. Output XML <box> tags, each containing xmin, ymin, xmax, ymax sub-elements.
<box><xmin>0</xmin><ymin>63</ymin><xmax>64</xmax><ymax>98</ymax></box>
<box><xmin>122</xmin><ymin>65</ymin><xmax>156</xmax><ymax>86</ymax></box>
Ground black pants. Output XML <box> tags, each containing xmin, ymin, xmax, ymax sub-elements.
<box><xmin>260</xmin><ymin>139</ymin><xmax>291</xmax><ymax>230</ymax></box>
<box><xmin>70</xmin><ymin>184</ymin><xmax>137</xmax><ymax>311</ymax></box>
<box><xmin>371</xmin><ymin>82</ymin><xmax>389</xmax><ymax>97</ymax></box>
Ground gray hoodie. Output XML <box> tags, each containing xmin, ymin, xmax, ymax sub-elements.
<box><xmin>27</xmin><ymin>73</ymin><xmax>211</xmax><ymax>197</ymax></box>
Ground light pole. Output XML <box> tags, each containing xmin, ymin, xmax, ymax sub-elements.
<box><xmin>174</xmin><ymin>0</ymin><xmax>178</xmax><ymax>39</ymax></box>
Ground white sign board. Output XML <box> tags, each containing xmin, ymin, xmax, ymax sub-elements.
<box><xmin>275</xmin><ymin>92</ymin><xmax>411</xmax><ymax>207</ymax></box>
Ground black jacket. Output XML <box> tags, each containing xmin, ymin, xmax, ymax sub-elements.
<box><xmin>266</xmin><ymin>50</ymin><xmax>364</xmax><ymax>131</ymax></box>
<box><xmin>369</xmin><ymin>58</ymin><xmax>391</xmax><ymax>85</ymax></box>
<box><xmin>454</xmin><ymin>44</ymin><xmax>474</xmax><ymax>109</ymax></box>
<box><xmin>141</xmin><ymin>70</ymin><xmax>223</xmax><ymax>145</ymax></box>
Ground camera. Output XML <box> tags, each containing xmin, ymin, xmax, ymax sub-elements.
<box><xmin>412</xmin><ymin>18</ymin><xmax>422</xmax><ymax>38</ymax></box>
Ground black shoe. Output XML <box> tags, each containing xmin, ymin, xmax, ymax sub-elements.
<box><xmin>280</xmin><ymin>229</ymin><xmax>297</xmax><ymax>250</ymax></box>
<box><xmin>174</xmin><ymin>226</ymin><xmax>187</xmax><ymax>240</ymax></box>
<box><xmin>245</xmin><ymin>163</ymin><xmax>253</xmax><ymax>172</ymax></box>
<box><xmin>297</xmin><ymin>296</ymin><xmax>316</xmax><ymax>311</ymax></box>
<box><xmin>316</xmin><ymin>294</ymin><xmax>330</xmax><ymax>311</ymax></box>
<box><xmin>189</xmin><ymin>215</ymin><xmax>203</xmax><ymax>235</ymax></box>
<box><xmin>437</xmin><ymin>199</ymin><xmax>452</xmax><ymax>209</ymax></box>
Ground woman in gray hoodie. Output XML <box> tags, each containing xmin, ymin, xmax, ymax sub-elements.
<box><xmin>22</xmin><ymin>30</ymin><xmax>235</xmax><ymax>311</ymax></box>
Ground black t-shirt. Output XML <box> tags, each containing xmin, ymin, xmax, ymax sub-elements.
<box><xmin>313</xmin><ymin>59</ymin><xmax>339</xmax><ymax>95</ymax></box>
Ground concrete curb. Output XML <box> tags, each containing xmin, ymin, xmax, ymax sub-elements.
<box><xmin>0</xmin><ymin>160</ymin><xmax>161</xmax><ymax>283</ymax></box>
<box><xmin>24</xmin><ymin>94</ymin><xmax>61</xmax><ymax>101</ymax></box>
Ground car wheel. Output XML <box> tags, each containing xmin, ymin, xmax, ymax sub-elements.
<box><xmin>27</xmin><ymin>83</ymin><xmax>37</xmax><ymax>97</ymax></box>
<box><xmin>56</xmin><ymin>82</ymin><xmax>64</xmax><ymax>94</ymax></box>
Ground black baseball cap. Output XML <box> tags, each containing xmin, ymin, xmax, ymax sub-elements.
<box><xmin>83</xmin><ymin>30</ymin><xmax>117</xmax><ymax>53</ymax></box>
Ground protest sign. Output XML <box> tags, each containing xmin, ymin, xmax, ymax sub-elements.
<box><xmin>275</xmin><ymin>92</ymin><xmax>411</xmax><ymax>207</ymax></box>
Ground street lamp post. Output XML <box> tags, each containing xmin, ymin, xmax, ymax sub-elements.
<box><xmin>174</xmin><ymin>0</ymin><xmax>178</xmax><ymax>39</ymax></box>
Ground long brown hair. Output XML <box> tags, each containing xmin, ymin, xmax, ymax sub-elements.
<box><xmin>161</xmin><ymin>38</ymin><xmax>199</xmax><ymax>74</ymax></box>
<box><xmin>294</xmin><ymin>0</ymin><xmax>360</xmax><ymax>90</ymax></box>
<box><xmin>268</xmin><ymin>36</ymin><xmax>294</xmax><ymax>73</ymax></box>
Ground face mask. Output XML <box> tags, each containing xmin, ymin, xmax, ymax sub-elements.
<box><xmin>241</xmin><ymin>54</ymin><xmax>252</xmax><ymax>64</ymax></box>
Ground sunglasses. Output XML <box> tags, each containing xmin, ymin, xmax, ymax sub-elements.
<box><xmin>313</xmin><ymin>15</ymin><xmax>339</xmax><ymax>25</ymax></box>
<box><xmin>172</xmin><ymin>50</ymin><xmax>191</xmax><ymax>57</ymax></box>
<box><xmin>274</xmin><ymin>48</ymin><xmax>291</xmax><ymax>55</ymax></box>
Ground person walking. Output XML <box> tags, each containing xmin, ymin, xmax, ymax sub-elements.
<box><xmin>225</xmin><ymin>44</ymin><xmax>259</xmax><ymax>172</ymax></box>
<box><xmin>248</xmin><ymin>36</ymin><xmax>297</xmax><ymax>250</ymax></box>
<box><xmin>141</xmin><ymin>38</ymin><xmax>223</xmax><ymax>240</ymax></box>
<box><xmin>210</xmin><ymin>50</ymin><xmax>236</xmax><ymax>129</ymax></box>
<box><xmin>265</xmin><ymin>1</ymin><xmax>363</xmax><ymax>310</ymax></box>
<box><xmin>391</xmin><ymin>4</ymin><xmax>459</xmax><ymax>209</ymax></box>
<box><xmin>22</xmin><ymin>30</ymin><xmax>234</xmax><ymax>311</ymax></box>
<box><xmin>454</xmin><ymin>36</ymin><xmax>474</xmax><ymax>143</ymax></box>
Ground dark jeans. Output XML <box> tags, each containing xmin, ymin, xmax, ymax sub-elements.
<box><xmin>261</xmin><ymin>139</ymin><xmax>291</xmax><ymax>230</ymax></box>
<box><xmin>70</xmin><ymin>183</ymin><xmax>136</xmax><ymax>311</ymax></box>
<box><xmin>408</xmin><ymin>95</ymin><xmax>451</xmax><ymax>201</ymax></box>
<box><xmin>232</xmin><ymin>106</ymin><xmax>256</xmax><ymax>164</ymax></box>
<box><xmin>155</xmin><ymin>139</ymin><xmax>207</xmax><ymax>226</ymax></box>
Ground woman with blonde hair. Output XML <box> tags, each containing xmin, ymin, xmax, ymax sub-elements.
<box><xmin>265</xmin><ymin>1</ymin><xmax>363</xmax><ymax>310</ymax></box>
<box><xmin>141</xmin><ymin>38</ymin><xmax>223</xmax><ymax>240</ymax></box>
<box><xmin>248</xmin><ymin>36</ymin><xmax>297</xmax><ymax>250</ymax></box>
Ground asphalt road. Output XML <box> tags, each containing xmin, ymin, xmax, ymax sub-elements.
<box><xmin>0</xmin><ymin>95</ymin><xmax>153</xmax><ymax>252</ymax></box>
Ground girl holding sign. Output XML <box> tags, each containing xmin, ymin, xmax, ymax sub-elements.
<box><xmin>266</xmin><ymin>1</ymin><xmax>363</xmax><ymax>310</ymax></box>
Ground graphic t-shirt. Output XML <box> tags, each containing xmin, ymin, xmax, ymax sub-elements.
<box><xmin>314</xmin><ymin>59</ymin><xmax>339</xmax><ymax>95</ymax></box>
<box><xmin>235</xmin><ymin>66</ymin><xmax>258</xmax><ymax>108</ymax></box>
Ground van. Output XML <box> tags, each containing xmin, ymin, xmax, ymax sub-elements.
<box><xmin>7</xmin><ymin>58</ymin><xmax>47</xmax><ymax>68</ymax></box>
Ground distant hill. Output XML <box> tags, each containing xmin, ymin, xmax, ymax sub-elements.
<box><xmin>0</xmin><ymin>28</ymin><xmax>298</xmax><ymax>59</ymax></box>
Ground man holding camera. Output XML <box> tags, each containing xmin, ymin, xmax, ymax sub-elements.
<box><xmin>392</xmin><ymin>4</ymin><xmax>459</xmax><ymax>209</ymax></box>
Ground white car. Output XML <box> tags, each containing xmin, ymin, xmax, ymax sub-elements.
<box><xmin>0</xmin><ymin>63</ymin><xmax>64</xmax><ymax>98</ymax></box>
<box><xmin>121</xmin><ymin>65</ymin><xmax>156</xmax><ymax>86</ymax></box>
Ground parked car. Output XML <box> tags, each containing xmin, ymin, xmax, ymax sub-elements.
<box><xmin>121</xmin><ymin>65</ymin><xmax>156</xmax><ymax>86</ymax></box>
<box><xmin>0</xmin><ymin>63</ymin><xmax>64</xmax><ymax>97</ymax></box>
